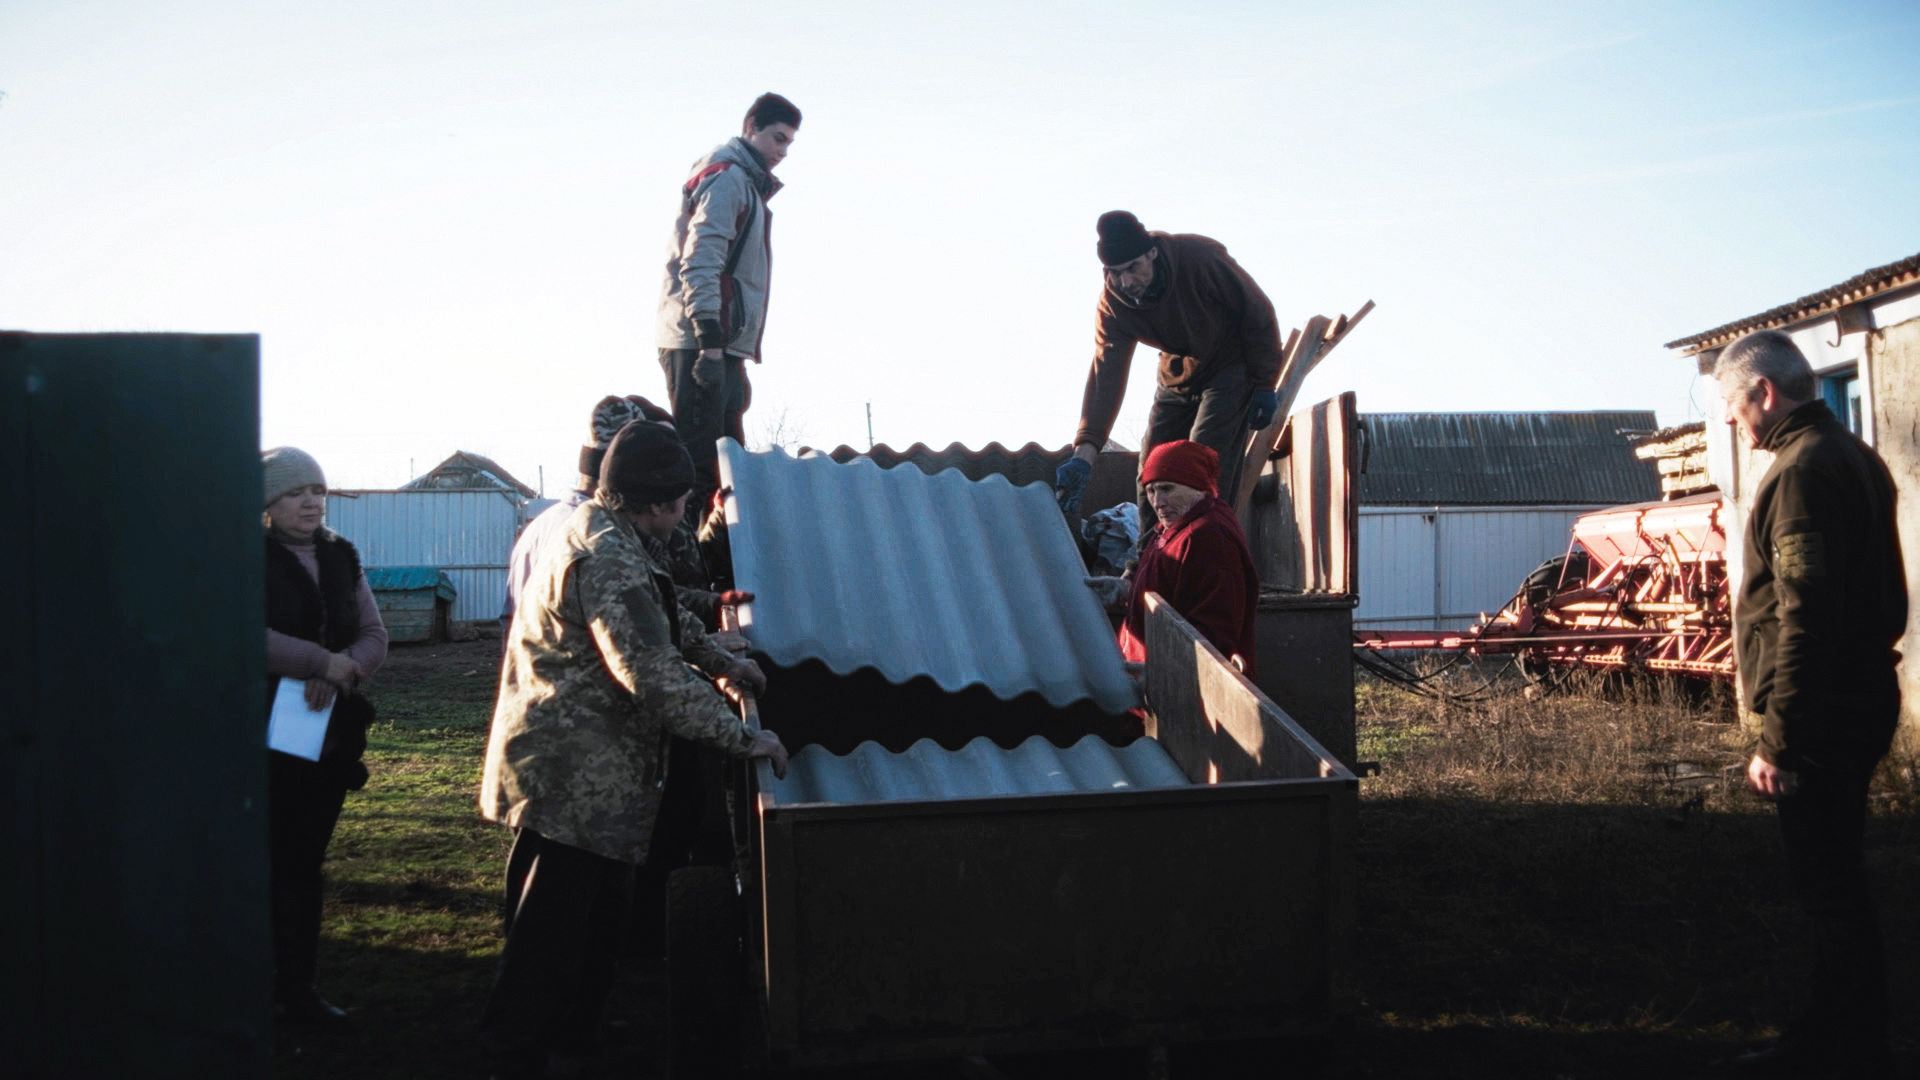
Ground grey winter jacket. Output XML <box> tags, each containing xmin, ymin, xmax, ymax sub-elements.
<box><xmin>656</xmin><ymin>138</ymin><xmax>781</xmax><ymax>359</ymax></box>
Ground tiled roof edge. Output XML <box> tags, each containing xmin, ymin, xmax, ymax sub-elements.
<box><xmin>1665</xmin><ymin>252</ymin><xmax>1920</xmax><ymax>353</ymax></box>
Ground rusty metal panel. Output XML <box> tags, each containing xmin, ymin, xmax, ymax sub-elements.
<box><xmin>769</xmin><ymin>734</ymin><xmax>1187</xmax><ymax>806</ymax></box>
<box><xmin>1244</xmin><ymin>393</ymin><xmax>1359</xmax><ymax>597</ymax></box>
<box><xmin>1285</xmin><ymin>392</ymin><xmax>1359</xmax><ymax>596</ymax></box>
<box><xmin>720</xmin><ymin>440</ymin><xmax>1137</xmax><ymax>713</ymax></box>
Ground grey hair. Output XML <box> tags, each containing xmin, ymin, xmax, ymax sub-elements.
<box><xmin>1715</xmin><ymin>329</ymin><xmax>1816</xmax><ymax>402</ymax></box>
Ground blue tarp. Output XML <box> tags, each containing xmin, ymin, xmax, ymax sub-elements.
<box><xmin>364</xmin><ymin>566</ymin><xmax>458</xmax><ymax>602</ymax></box>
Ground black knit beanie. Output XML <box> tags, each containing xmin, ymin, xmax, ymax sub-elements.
<box><xmin>598</xmin><ymin>420</ymin><xmax>694</xmax><ymax>510</ymax></box>
<box><xmin>579</xmin><ymin>395</ymin><xmax>675</xmax><ymax>481</ymax></box>
<box><xmin>1096</xmin><ymin>210</ymin><xmax>1154</xmax><ymax>266</ymax></box>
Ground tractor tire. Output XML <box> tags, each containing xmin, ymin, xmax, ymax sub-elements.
<box><xmin>666</xmin><ymin>865</ymin><xmax>743</xmax><ymax>1079</ymax></box>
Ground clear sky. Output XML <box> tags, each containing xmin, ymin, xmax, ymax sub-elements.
<box><xmin>4</xmin><ymin>1</ymin><xmax>1917</xmax><ymax>492</ymax></box>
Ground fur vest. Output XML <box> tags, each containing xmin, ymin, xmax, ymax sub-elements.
<box><xmin>266</xmin><ymin>528</ymin><xmax>376</xmax><ymax>786</ymax></box>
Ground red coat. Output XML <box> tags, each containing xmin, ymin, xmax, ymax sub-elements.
<box><xmin>1118</xmin><ymin>495</ymin><xmax>1258</xmax><ymax>676</ymax></box>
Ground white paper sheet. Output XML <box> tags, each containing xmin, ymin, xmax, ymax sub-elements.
<box><xmin>268</xmin><ymin>677</ymin><xmax>334</xmax><ymax>761</ymax></box>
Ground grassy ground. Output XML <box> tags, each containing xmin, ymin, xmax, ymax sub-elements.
<box><xmin>274</xmin><ymin>645</ymin><xmax>1920</xmax><ymax>1079</ymax></box>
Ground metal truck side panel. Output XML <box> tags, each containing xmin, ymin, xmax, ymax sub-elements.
<box><xmin>758</xmin><ymin>783</ymin><xmax>1345</xmax><ymax>1066</ymax></box>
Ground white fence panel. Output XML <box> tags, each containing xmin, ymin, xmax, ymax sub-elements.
<box><xmin>1356</xmin><ymin>506</ymin><xmax>1604</xmax><ymax>630</ymax></box>
<box><xmin>325</xmin><ymin>490</ymin><xmax>521</xmax><ymax>622</ymax></box>
<box><xmin>1354</xmin><ymin>510</ymin><xmax>1436</xmax><ymax>627</ymax></box>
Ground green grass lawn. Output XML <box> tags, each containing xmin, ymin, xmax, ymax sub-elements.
<box><xmin>276</xmin><ymin>646</ymin><xmax>1920</xmax><ymax>1079</ymax></box>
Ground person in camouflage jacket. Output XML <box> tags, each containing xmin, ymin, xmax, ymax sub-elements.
<box><xmin>478</xmin><ymin>421</ymin><xmax>786</xmax><ymax>1079</ymax></box>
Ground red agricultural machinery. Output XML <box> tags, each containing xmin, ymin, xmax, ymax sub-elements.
<box><xmin>1354</xmin><ymin>491</ymin><xmax>1735</xmax><ymax>683</ymax></box>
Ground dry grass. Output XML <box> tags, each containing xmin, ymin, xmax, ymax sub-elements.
<box><xmin>1349</xmin><ymin>662</ymin><xmax>1920</xmax><ymax>1079</ymax></box>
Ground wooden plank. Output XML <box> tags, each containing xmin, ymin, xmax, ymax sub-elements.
<box><xmin>1141</xmin><ymin>592</ymin><xmax>1354</xmax><ymax>784</ymax></box>
<box><xmin>1234</xmin><ymin>302</ymin><xmax>1372</xmax><ymax>523</ymax></box>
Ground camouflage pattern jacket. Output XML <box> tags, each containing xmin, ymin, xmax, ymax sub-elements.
<box><xmin>481</xmin><ymin>498</ymin><xmax>757</xmax><ymax>864</ymax></box>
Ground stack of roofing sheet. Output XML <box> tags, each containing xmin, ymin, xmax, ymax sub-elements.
<box><xmin>824</xmin><ymin>441</ymin><xmax>1072</xmax><ymax>489</ymax></box>
<box><xmin>769</xmin><ymin>734</ymin><xmax>1188</xmax><ymax>806</ymax></box>
<box><xmin>718</xmin><ymin>439</ymin><xmax>1137</xmax><ymax>714</ymax></box>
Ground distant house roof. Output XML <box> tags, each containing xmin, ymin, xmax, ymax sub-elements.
<box><xmin>1359</xmin><ymin>412</ymin><xmax>1660</xmax><ymax>507</ymax></box>
<box><xmin>400</xmin><ymin>451</ymin><xmax>537</xmax><ymax>499</ymax></box>
<box><xmin>1665</xmin><ymin>252</ymin><xmax>1920</xmax><ymax>354</ymax></box>
<box><xmin>364</xmin><ymin>566</ymin><xmax>458</xmax><ymax>601</ymax></box>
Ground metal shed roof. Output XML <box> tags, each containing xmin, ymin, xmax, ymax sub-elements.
<box><xmin>720</xmin><ymin>440</ymin><xmax>1138</xmax><ymax>713</ymax></box>
<box><xmin>1358</xmin><ymin>411</ymin><xmax>1660</xmax><ymax>507</ymax></box>
<box><xmin>363</xmin><ymin>566</ymin><xmax>457</xmax><ymax>600</ymax></box>
<box><xmin>769</xmin><ymin>734</ymin><xmax>1189</xmax><ymax>806</ymax></box>
<box><xmin>1665</xmin><ymin>252</ymin><xmax>1920</xmax><ymax>354</ymax></box>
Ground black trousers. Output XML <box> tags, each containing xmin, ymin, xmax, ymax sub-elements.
<box><xmin>659</xmin><ymin>347</ymin><xmax>751</xmax><ymax>510</ymax></box>
<box><xmin>482</xmin><ymin>830</ymin><xmax>631</xmax><ymax>1072</ymax></box>
<box><xmin>267</xmin><ymin>750</ymin><xmax>348</xmax><ymax>1001</ymax></box>
<box><xmin>1776</xmin><ymin>752</ymin><xmax>1889</xmax><ymax>1053</ymax></box>
<box><xmin>627</xmin><ymin>737</ymin><xmax>735</xmax><ymax>965</ymax></box>
<box><xmin>1138</xmin><ymin>363</ymin><xmax>1254</xmax><ymax>522</ymax></box>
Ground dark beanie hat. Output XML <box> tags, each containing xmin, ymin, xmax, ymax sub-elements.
<box><xmin>1096</xmin><ymin>210</ymin><xmax>1154</xmax><ymax>267</ymax></box>
<box><xmin>599</xmin><ymin>420</ymin><xmax>695</xmax><ymax>510</ymax></box>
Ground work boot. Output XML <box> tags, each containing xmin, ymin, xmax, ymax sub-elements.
<box><xmin>275</xmin><ymin>987</ymin><xmax>349</xmax><ymax>1025</ymax></box>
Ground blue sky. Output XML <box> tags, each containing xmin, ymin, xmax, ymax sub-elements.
<box><xmin>3</xmin><ymin>1</ymin><xmax>1916</xmax><ymax>491</ymax></box>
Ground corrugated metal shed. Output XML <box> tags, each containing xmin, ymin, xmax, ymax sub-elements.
<box><xmin>1354</xmin><ymin>505</ymin><xmax>1599</xmax><ymax>630</ymax></box>
<box><xmin>769</xmin><ymin>734</ymin><xmax>1189</xmax><ymax>806</ymax></box>
<box><xmin>1359</xmin><ymin>412</ymin><xmax>1660</xmax><ymax>507</ymax></box>
<box><xmin>720</xmin><ymin>440</ymin><xmax>1137</xmax><ymax>713</ymax></box>
<box><xmin>325</xmin><ymin>490</ymin><xmax>518</xmax><ymax>622</ymax></box>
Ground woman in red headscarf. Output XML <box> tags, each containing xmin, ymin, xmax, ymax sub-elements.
<box><xmin>1117</xmin><ymin>440</ymin><xmax>1259</xmax><ymax>675</ymax></box>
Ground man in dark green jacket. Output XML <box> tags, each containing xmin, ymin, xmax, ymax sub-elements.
<box><xmin>1719</xmin><ymin>328</ymin><xmax>1905</xmax><ymax>1075</ymax></box>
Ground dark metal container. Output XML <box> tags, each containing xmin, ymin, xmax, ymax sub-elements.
<box><xmin>738</xmin><ymin>596</ymin><xmax>1357</xmax><ymax>1069</ymax></box>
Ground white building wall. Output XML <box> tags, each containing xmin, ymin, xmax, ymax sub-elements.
<box><xmin>324</xmin><ymin>490</ymin><xmax>522</xmax><ymax>623</ymax></box>
<box><xmin>1355</xmin><ymin>506</ymin><xmax>1605</xmax><ymax>630</ymax></box>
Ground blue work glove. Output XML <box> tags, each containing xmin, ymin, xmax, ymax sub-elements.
<box><xmin>1246</xmin><ymin>389</ymin><xmax>1280</xmax><ymax>430</ymax></box>
<box><xmin>1055</xmin><ymin>456</ymin><xmax>1092</xmax><ymax>514</ymax></box>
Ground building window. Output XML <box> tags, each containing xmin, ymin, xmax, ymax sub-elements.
<box><xmin>1822</xmin><ymin>368</ymin><xmax>1863</xmax><ymax>436</ymax></box>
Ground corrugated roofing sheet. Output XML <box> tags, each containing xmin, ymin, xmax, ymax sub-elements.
<box><xmin>823</xmin><ymin>441</ymin><xmax>1073</xmax><ymax>488</ymax></box>
<box><xmin>1359</xmin><ymin>411</ymin><xmax>1660</xmax><ymax>507</ymax></box>
<box><xmin>769</xmin><ymin>734</ymin><xmax>1188</xmax><ymax>806</ymax></box>
<box><xmin>1665</xmin><ymin>252</ymin><xmax>1920</xmax><ymax>352</ymax></box>
<box><xmin>720</xmin><ymin>440</ymin><xmax>1137</xmax><ymax>713</ymax></box>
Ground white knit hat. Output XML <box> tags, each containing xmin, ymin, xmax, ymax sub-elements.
<box><xmin>262</xmin><ymin>446</ymin><xmax>325</xmax><ymax>506</ymax></box>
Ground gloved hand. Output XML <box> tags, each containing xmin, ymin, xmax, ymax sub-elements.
<box><xmin>1055</xmin><ymin>457</ymin><xmax>1092</xmax><ymax>514</ymax></box>
<box><xmin>1246</xmin><ymin>389</ymin><xmax>1280</xmax><ymax>430</ymax></box>
<box><xmin>692</xmin><ymin>348</ymin><xmax>726</xmax><ymax>389</ymax></box>
<box><xmin>1083</xmin><ymin>575</ymin><xmax>1129</xmax><ymax>612</ymax></box>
